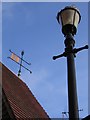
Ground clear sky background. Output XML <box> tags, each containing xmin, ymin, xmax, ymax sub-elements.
<box><xmin>89</xmin><ymin>2</ymin><xmax>90</xmax><ymax>116</ymax></box>
<box><xmin>2</xmin><ymin>2</ymin><xmax>88</xmax><ymax>118</ymax></box>
<box><xmin>1</xmin><ymin>0</ymin><xmax>89</xmax><ymax>2</ymax></box>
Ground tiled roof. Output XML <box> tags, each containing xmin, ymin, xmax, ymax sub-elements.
<box><xmin>1</xmin><ymin>63</ymin><xmax>50</xmax><ymax>119</ymax></box>
<box><xmin>82</xmin><ymin>115</ymin><xmax>90</xmax><ymax>120</ymax></box>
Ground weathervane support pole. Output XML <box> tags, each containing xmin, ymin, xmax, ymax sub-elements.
<box><xmin>18</xmin><ymin>51</ymin><xmax>24</xmax><ymax>77</ymax></box>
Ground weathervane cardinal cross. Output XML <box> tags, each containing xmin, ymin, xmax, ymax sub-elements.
<box><xmin>8</xmin><ymin>50</ymin><xmax>32</xmax><ymax>77</ymax></box>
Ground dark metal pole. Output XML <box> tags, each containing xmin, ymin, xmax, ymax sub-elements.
<box><xmin>53</xmin><ymin>35</ymin><xmax>88</xmax><ymax>119</ymax></box>
<box><xmin>65</xmin><ymin>33</ymin><xmax>79</xmax><ymax>119</ymax></box>
<box><xmin>67</xmin><ymin>53</ymin><xmax>79</xmax><ymax>119</ymax></box>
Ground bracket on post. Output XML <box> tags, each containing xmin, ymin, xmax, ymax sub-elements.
<box><xmin>53</xmin><ymin>45</ymin><xmax>89</xmax><ymax>60</ymax></box>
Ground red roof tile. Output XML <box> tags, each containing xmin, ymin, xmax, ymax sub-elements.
<box><xmin>1</xmin><ymin>63</ymin><xmax>50</xmax><ymax>119</ymax></box>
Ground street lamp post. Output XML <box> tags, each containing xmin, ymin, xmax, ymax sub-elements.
<box><xmin>53</xmin><ymin>6</ymin><xmax>88</xmax><ymax>119</ymax></box>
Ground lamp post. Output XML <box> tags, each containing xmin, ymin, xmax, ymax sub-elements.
<box><xmin>53</xmin><ymin>6</ymin><xmax>88</xmax><ymax>119</ymax></box>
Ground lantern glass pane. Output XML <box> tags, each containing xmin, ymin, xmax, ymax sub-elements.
<box><xmin>60</xmin><ymin>9</ymin><xmax>75</xmax><ymax>26</ymax></box>
<box><xmin>59</xmin><ymin>9</ymin><xmax>80</xmax><ymax>29</ymax></box>
<box><xmin>74</xmin><ymin>12</ymin><xmax>80</xmax><ymax>28</ymax></box>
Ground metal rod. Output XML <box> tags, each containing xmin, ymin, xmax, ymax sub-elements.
<box><xmin>18</xmin><ymin>51</ymin><xmax>24</xmax><ymax>76</ymax></box>
<box><xmin>7</xmin><ymin>57</ymin><xmax>32</xmax><ymax>74</ymax></box>
<box><xmin>53</xmin><ymin>53</ymin><xmax>65</xmax><ymax>60</ymax></box>
<box><xmin>73</xmin><ymin>45</ymin><xmax>89</xmax><ymax>54</ymax></box>
<box><xmin>67</xmin><ymin>53</ymin><xmax>79</xmax><ymax>119</ymax></box>
<box><xmin>20</xmin><ymin>63</ymin><xmax>32</xmax><ymax>74</ymax></box>
<box><xmin>65</xmin><ymin>34</ymin><xmax>79</xmax><ymax>119</ymax></box>
<box><xmin>9</xmin><ymin>50</ymin><xmax>31</xmax><ymax>65</ymax></box>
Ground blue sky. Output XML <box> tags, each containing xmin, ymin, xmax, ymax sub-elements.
<box><xmin>2</xmin><ymin>2</ymin><xmax>88</xmax><ymax>118</ymax></box>
<box><xmin>89</xmin><ymin>2</ymin><xmax>90</xmax><ymax>116</ymax></box>
<box><xmin>2</xmin><ymin>0</ymin><xmax>89</xmax><ymax>2</ymax></box>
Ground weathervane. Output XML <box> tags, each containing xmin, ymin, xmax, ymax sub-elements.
<box><xmin>8</xmin><ymin>50</ymin><xmax>32</xmax><ymax>77</ymax></box>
